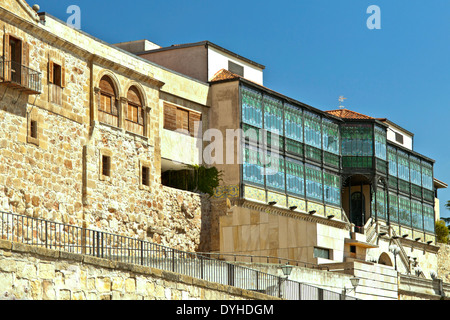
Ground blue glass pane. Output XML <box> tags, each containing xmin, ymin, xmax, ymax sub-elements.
<box><xmin>410</xmin><ymin>156</ymin><xmax>422</xmax><ymax>186</ymax></box>
<box><xmin>422</xmin><ymin>161</ymin><xmax>433</xmax><ymax>191</ymax></box>
<box><xmin>389</xmin><ymin>193</ymin><xmax>399</xmax><ymax>224</ymax></box>
<box><xmin>285</xmin><ymin>104</ymin><xmax>303</xmax><ymax>142</ymax></box>
<box><xmin>388</xmin><ymin>146</ymin><xmax>397</xmax><ymax>177</ymax></box>
<box><xmin>265</xmin><ymin>152</ymin><xmax>285</xmax><ymax>192</ymax></box>
<box><xmin>411</xmin><ymin>200</ymin><xmax>423</xmax><ymax>230</ymax></box>
<box><xmin>242</xmin><ymin>145</ymin><xmax>264</xmax><ymax>186</ymax></box>
<box><xmin>341</xmin><ymin>124</ymin><xmax>373</xmax><ymax>157</ymax></box>
<box><xmin>241</xmin><ymin>86</ymin><xmax>263</xmax><ymax>128</ymax></box>
<box><xmin>305</xmin><ymin>163</ymin><xmax>323</xmax><ymax>201</ymax></box>
<box><xmin>286</xmin><ymin>157</ymin><xmax>304</xmax><ymax>197</ymax></box>
<box><xmin>324</xmin><ymin>171</ymin><xmax>340</xmax><ymax>205</ymax></box>
<box><xmin>423</xmin><ymin>204</ymin><xmax>434</xmax><ymax>232</ymax></box>
<box><xmin>374</xmin><ymin>126</ymin><xmax>387</xmax><ymax>160</ymax></box>
<box><xmin>399</xmin><ymin>196</ymin><xmax>411</xmax><ymax>226</ymax></box>
<box><xmin>397</xmin><ymin>151</ymin><xmax>410</xmax><ymax>182</ymax></box>
<box><xmin>304</xmin><ymin>111</ymin><xmax>322</xmax><ymax>149</ymax></box>
<box><xmin>323</xmin><ymin>119</ymin><xmax>340</xmax><ymax>155</ymax></box>
<box><xmin>376</xmin><ymin>189</ymin><xmax>387</xmax><ymax>220</ymax></box>
<box><xmin>263</xmin><ymin>96</ymin><xmax>283</xmax><ymax>135</ymax></box>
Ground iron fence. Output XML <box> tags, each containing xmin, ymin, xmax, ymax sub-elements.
<box><xmin>0</xmin><ymin>210</ymin><xmax>357</xmax><ymax>300</ymax></box>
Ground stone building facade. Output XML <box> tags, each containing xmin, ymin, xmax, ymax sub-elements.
<box><xmin>0</xmin><ymin>0</ymin><xmax>211</xmax><ymax>252</ymax></box>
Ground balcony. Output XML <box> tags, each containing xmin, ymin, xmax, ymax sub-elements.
<box><xmin>0</xmin><ymin>58</ymin><xmax>41</xmax><ymax>94</ymax></box>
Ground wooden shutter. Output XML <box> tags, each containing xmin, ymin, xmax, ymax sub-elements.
<box><xmin>21</xmin><ymin>41</ymin><xmax>29</xmax><ymax>86</ymax></box>
<box><xmin>177</xmin><ymin>108</ymin><xmax>189</xmax><ymax>132</ymax></box>
<box><xmin>111</xmin><ymin>98</ymin><xmax>118</xmax><ymax>116</ymax></box>
<box><xmin>138</xmin><ymin>107</ymin><xmax>144</xmax><ymax>125</ymax></box>
<box><xmin>48</xmin><ymin>61</ymin><xmax>54</xmax><ymax>84</ymax></box>
<box><xmin>163</xmin><ymin>103</ymin><xmax>177</xmax><ymax>131</ymax></box>
<box><xmin>3</xmin><ymin>34</ymin><xmax>10</xmax><ymax>81</ymax></box>
<box><xmin>61</xmin><ymin>65</ymin><xmax>66</xmax><ymax>88</ymax></box>
<box><xmin>189</xmin><ymin>111</ymin><xmax>202</xmax><ymax>137</ymax></box>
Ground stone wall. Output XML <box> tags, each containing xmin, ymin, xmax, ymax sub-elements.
<box><xmin>0</xmin><ymin>239</ymin><xmax>276</xmax><ymax>300</ymax></box>
<box><xmin>437</xmin><ymin>243</ymin><xmax>450</xmax><ymax>283</ymax></box>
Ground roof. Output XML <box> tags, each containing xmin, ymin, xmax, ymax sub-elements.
<box><xmin>136</xmin><ymin>40</ymin><xmax>266</xmax><ymax>70</ymax></box>
<box><xmin>434</xmin><ymin>178</ymin><xmax>448</xmax><ymax>189</ymax></box>
<box><xmin>210</xmin><ymin>68</ymin><xmax>242</xmax><ymax>82</ymax></box>
<box><xmin>325</xmin><ymin>108</ymin><xmax>382</xmax><ymax>120</ymax></box>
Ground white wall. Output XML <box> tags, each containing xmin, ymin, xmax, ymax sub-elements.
<box><xmin>207</xmin><ymin>47</ymin><xmax>264</xmax><ymax>85</ymax></box>
<box><xmin>386</xmin><ymin>125</ymin><xmax>413</xmax><ymax>150</ymax></box>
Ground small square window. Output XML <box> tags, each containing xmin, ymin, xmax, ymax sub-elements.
<box><xmin>314</xmin><ymin>247</ymin><xmax>331</xmax><ymax>260</ymax></box>
<box><xmin>395</xmin><ymin>132</ymin><xmax>404</xmax><ymax>144</ymax></box>
<box><xmin>228</xmin><ymin>61</ymin><xmax>244</xmax><ymax>77</ymax></box>
<box><xmin>142</xmin><ymin>166</ymin><xmax>150</xmax><ymax>187</ymax></box>
<box><xmin>102</xmin><ymin>155</ymin><xmax>111</xmax><ymax>177</ymax></box>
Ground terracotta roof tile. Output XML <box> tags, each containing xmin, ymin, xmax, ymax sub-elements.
<box><xmin>210</xmin><ymin>68</ymin><xmax>242</xmax><ymax>82</ymax></box>
<box><xmin>325</xmin><ymin>109</ymin><xmax>374</xmax><ymax>120</ymax></box>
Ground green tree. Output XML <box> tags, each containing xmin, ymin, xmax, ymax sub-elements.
<box><xmin>436</xmin><ymin>220</ymin><xmax>449</xmax><ymax>244</ymax></box>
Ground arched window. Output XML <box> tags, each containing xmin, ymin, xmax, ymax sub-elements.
<box><xmin>98</xmin><ymin>75</ymin><xmax>118</xmax><ymax>127</ymax></box>
<box><xmin>126</xmin><ymin>86</ymin><xmax>145</xmax><ymax>136</ymax></box>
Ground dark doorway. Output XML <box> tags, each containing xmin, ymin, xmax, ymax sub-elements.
<box><xmin>350</xmin><ymin>192</ymin><xmax>365</xmax><ymax>228</ymax></box>
<box><xmin>9</xmin><ymin>37</ymin><xmax>22</xmax><ymax>83</ymax></box>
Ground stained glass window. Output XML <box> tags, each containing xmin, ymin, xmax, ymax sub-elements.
<box><xmin>323</xmin><ymin>119</ymin><xmax>340</xmax><ymax>155</ymax></box>
<box><xmin>263</xmin><ymin>95</ymin><xmax>284</xmax><ymax>135</ymax></box>
<box><xmin>411</xmin><ymin>200</ymin><xmax>423</xmax><ymax>230</ymax></box>
<box><xmin>397</xmin><ymin>151</ymin><xmax>410</xmax><ymax>182</ymax></box>
<box><xmin>304</xmin><ymin>111</ymin><xmax>322</xmax><ymax>149</ymax></box>
<box><xmin>241</xmin><ymin>86</ymin><xmax>263</xmax><ymax>128</ymax></box>
<box><xmin>421</xmin><ymin>161</ymin><xmax>433</xmax><ymax>191</ymax></box>
<box><xmin>305</xmin><ymin>163</ymin><xmax>323</xmax><ymax>201</ymax></box>
<box><xmin>286</xmin><ymin>157</ymin><xmax>304</xmax><ymax>197</ymax></box>
<box><xmin>376</xmin><ymin>189</ymin><xmax>387</xmax><ymax>221</ymax></box>
<box><xmin>389</xmin><ymin>193</ymin><xmax>399</xmax><ymax>224</ymax></box>
<box><xmin>388</xmin><ymin>146</ymin><xmax>397</xmax><ymax>177</ymax></box>
<box><xmin>423</xmin><ymin>204</ymin><xmax>435</xmax><ymax>233</ymax></box>
<box><xmin>242</xmin><ymin>144</ymin><xmax>264</xmax><ymax>186</ymax></box>
<box><xmin>410</xmin><ymin>156</ymin><xmax>422</xmax><ymax>186</ymax></box>
<box><xmin>399</xmin><ymin>195</ymin><xmax>411</xmax><ymax>227</ymax></box>
<box><xmin>374</xmin><ymin>126</ymin><xmax>387</xmax><ymax>160</ymax></box>
<box><xmin>284</xmin><ymin>104</ymin><xmax>303</xmax><ymax>142</ymax></box>
<box><xmin>341</xmin><ymin>124</ymin><xmax>373</xmax><ymax>157</ymax></box>
<box><xmin>265</xmin><ymin>152</ymin><xmax>285</xmax><ymax>192</ymax></box>
<box><xmin>324</xmin><ymin>171</ymin><xmax>340</xmax><ymax>206</ymax></box>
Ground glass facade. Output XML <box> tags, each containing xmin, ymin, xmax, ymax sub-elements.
<box><xmin>239</xmin><ymin>84</ymin><xmax>435</xmax><ymax>235</ymax></box>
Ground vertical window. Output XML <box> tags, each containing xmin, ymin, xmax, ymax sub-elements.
<box><xmin>30</xmin><ymin>120</ymin><xmax>38</xmax><ymax>139</ymax></box>
<box><xmin>263</xmin><ymin>95</ymin><xmax>283</xmax><ymax>136</ymax></box>
<box><xmin>388</xmin><ymin>146</ymin><xmax>397</xmax><ymax>177</ymax></box>
<box><xmin>399</xmin><ymin>195</ymin><xmax>411</xmax><ymax>227</ymax></box>
<box><xmin>98</xmin><ymin>76</ymin><xmax>118</xmax><ymax>127</ymax></box>
<box><xmin>286</xmin><ymin>157</ymin><xmax>305</xmax><ymax>197</ymax></box>
<box><xmin>376</xmin><ymin>189</ymin><xmax>387</xmax><ymax>221</ymax></box>
<box><xmin>242</xmin><ymin>144</ymin><xmax>264</xmax><ymax>186</ymax></box>
<box><xmin>389</xmin><ymin>193</ymin><xmax>399</xmax><ymax>225</ymax></box>
<box><xmin>284</xmin><ymin>104</ymin><xmax>303</xmax><ymax>143</ymax></box>
<box><xmin>126</xmin><ymin>86</ymin><xmax>145</xmax><ymax>136</ymax></box>
<box><xmin>27</xmin><ymin>115</ymin><xmax>39</xmax><ymax>146</ymax></box>
<box><xmin>322</xmin><ymin>119</ymin><xmax>340</xmax><ymax>155</ymax></box>
<box><xmin>241</xmin><ymin>86</ymin><xmax>263</xmax><ymax>128</ymax></box>
<box><xmin>411</xmin><ymin>200</ymin><xmax>423</xmax><ymax>230</ymax></box>
<box><xmin>304</xmin><ymin>111</ymin><xmax>322</xmax><ymax>149</ymax></box>
<box><xmin>397</xmin><ymin>151</ymin><xmax>410</xmax><ymax>182</ymax></box>
<box><xmin>374</xmin><ymin>125</ymin><xmax>387</xmax><ymax>160</ymax></box>
<box><xmin>423</xmin><ymin>204</ymin><xmax>435</xmax><ymax>233</ymax></box>
<box><xmin>305</xmin><ymin>163</ymin><xmax>323</xmax><ymax>202</ymax></box>
<box><xmin>102</xmin><ymin>155</ymin><xmax>111</xmax><ymax>177</ymax></box>
<box><xmin>265</xmin><ymin>152</ymin><xmax>285</xmax><ymax>192</ymax></box>
<box><xmin>324</xmin><ymin>171</ymin><xmax>340</xmax><ymax>206</ymax></box>
<box><xmin>49</xmin><ymin>61</ymin><xmax>65</xmax><ymax>88</ymax></box>
<box><xmin>142</xmin><ymin>166</ymin><xmax>150</xmax><ymax>187</ymax></box>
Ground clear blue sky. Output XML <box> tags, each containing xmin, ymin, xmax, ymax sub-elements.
<box><xmin>36</xmin><ymin>0</ymin><xmax>450</xmax><ymax>217</ymax></box>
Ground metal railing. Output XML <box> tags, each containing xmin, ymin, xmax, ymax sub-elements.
<box><xmin>0</xmin><ymin>210</ymin><xmax>357</xmax><ymax>300</ymax></box>
<box><xmin>0</xmin><ymin>58</ymin><xmax>42</xmax><ymax>93</ymax></box>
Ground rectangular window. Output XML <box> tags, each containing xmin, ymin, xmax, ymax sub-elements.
<box><xmin>30</xmin><ymin>120</ymin><xmax>38</xmax><ymax>139</ymax></box>
<box><xmin>389</xmin><ymin>193</ymin><xmax>399</xmax><ymax>225</ymax></box>
<box><xmin>305</xmin><ymin>163</ymin><xmax>323</xmax><ymax>202</ymax></box>
<box><xmin>163</xmin><ymin>103</ymin><xmax>201</xmax><ymax>137</ymax></box>
<box><xmin>314</xmin><ymin>247</ymin><xmax>331</xmax><ymax>260</ymax></box>
<box><xmin>228</xmin><ymin>61</ymin><xmax>244</xmax><ymax>77</ymax></box>
<box><xmin>304</xmin><ymin>111</ymin><xmax>322</xmax><ymax>149</ymax></box>
<box><xmin>286</xmin><ymin>157</ymin><xmax>304</xmax><ymax>197</ymax></box>
<box><xmin>324</xmin><ymin>171</ymin><xmax>340</xmax><ymax>206</ymax></box>
<box><xmin>102</xmin><ymin>155</ymin><xmax>111</xmax><ymax>177</ymax></box>
<box><xmin>263</xmin><ymin>95</ymin><xmax>283</xmax><ymax>136</ymax></box>
<box><xmin>241</xmin><ymin>86</ymin><xmax>263</xmax><ymax>128</ymax></box>
<box><xmin>399</xmin><ymin>195</ymin><xmax>411</xmax><ymax>227</ymax></box>
<box><xmin>322</xmin><ymin>119</ymin><xmax>340</xmax><ymax>155</ymax></box>
<box><xmin>395</xmin><ymin>132</ymin><xmax>404</xmax><ymax>144</ymax></box>
<box><xmin>284</xmin><ymin>104</ymin><xmax>303</xmax><ymax>143</ymax></box>
<box><xmin>142</xmin><ymin>166</ymin><xmax>150</xmax><ymax>187</ymax></box>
